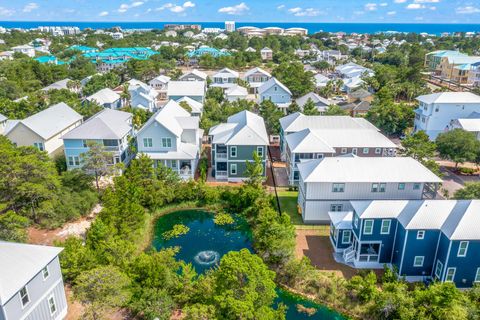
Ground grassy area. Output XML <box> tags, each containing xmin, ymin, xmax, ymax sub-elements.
<box><xmin>277</xmin><ymin>189</ymin><xmax>304</xmax><ymax>225</ymax></box>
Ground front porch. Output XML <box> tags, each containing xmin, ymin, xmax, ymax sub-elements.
<box><xmin>153</xmin><ymin>158</ymin><xmax>196</xmax><ymax>180</ymax></box>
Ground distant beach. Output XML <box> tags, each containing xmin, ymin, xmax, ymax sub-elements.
<box><xmin>1</xmin><ymin>21</ymin><xmax>480</xmax><ymax>35</ymax></box>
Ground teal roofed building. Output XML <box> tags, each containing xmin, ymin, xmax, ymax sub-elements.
<box><xmin>186</xmin><ymin>47</ymin><xmax>231</xmax><ymax>58</ymax></box>
<box><xmin>68</xmin><ymin>45</ymin><xmax>98</xmax><ymax>54</ymax></box>
<box><xmin>424</xmin><ymin>50</ymin><xmax>467</xmax><ymax>72</ymax></box>
<box><xmin>82</xmin><ymin>47</ymin><xmax>158</xmax><ymax>73</ymax></box>
<box><xmin>34</xmin><ymin>55</ymin><xmax>67</xmax><ymax>65</ymax></box>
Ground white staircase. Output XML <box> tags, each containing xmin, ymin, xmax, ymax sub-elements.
<box><xmin>343</xmin><ymin>246</ymin><xmax>355</xmax><ymax>263</ymax></box>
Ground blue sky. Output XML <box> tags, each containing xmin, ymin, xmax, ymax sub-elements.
<box><xmin>1</xmin><ymin>0</ymin><xmax>480</xmax><ymax>23</ymax></box>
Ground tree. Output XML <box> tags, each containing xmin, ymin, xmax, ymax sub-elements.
<box><xmin>81</xmin><ymin>142</ymin><xmax>114</xmax><ymax>192</ymax></box>
<box><xmin>259</xmin><ymin>99</ymin><xmax>284</xmax><ymax>135</ymax></box>
<box><xmin>74</xmin><ymin>266</ymin><xmax>131</xmax><ymax>320</ymax></box>
<box><xmin>0</xmin><ymin>211</ymin><xmax>29</xmax><ymax>242</ymax></box>
<box><xmin>366</xmin><ymin>101</ymin><xmax>414</xmax><ymax>136</ymax></box>
<box><xmin>401</xmin><ymin>131</ymin><xmax>436</xmax><ymax>161</ymax></box>
<box><xmin>453</xmin><ymin>182</ymin><xmax>480</xmax><ymax>200</ymax></box>
<box><xmin>324</xmin><ymin>104</ymin><xmax>348</xmax><ymax>115</ymax></box>
<box><xmin>179</xmin><ymin>100</ymin><xmax>192</xmax><ymax>113</ymax></box>
<box><xmin>213</xmin><ymin>249</ymin><xmax>284</xmax><ymax>320</ymax></box>
<box><xmin>286</xmin><ymin>101</ymin><xmax>301</xmax><ymax>114</ymax></box>
<box><xmin>302</xmin><ymin>98</ymin><xmax>320</xmax><ymax>116</ymax></box>
<box><xmin>246</xmin><ymin>152</ymin><xmax>265</xmax><ymax>187</ymax></box>
<box><xmin>436</xmin><ymin>129</ymin><xmax>480</xmax><ymax>168</ymax></box>
<box><xmin>272</xmin><ymin>61</ymin><xmax>314</xmax><ymax>98</ymax></box>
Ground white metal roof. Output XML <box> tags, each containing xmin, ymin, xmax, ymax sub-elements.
<box><xmin>62</xmin><ymin>109</ymin><xmax>132</xmax><ymax>140</ymax></box>
<box><xmin>441</xmin><ymin>200</ymin><xmax>480</xmax><ymax>240</ymax></box>
<box><xmin>213</xmin><ymin>68</ymin><xmax>239</xmax><ymax>78</ymax></box>
<box><xmin>296</xmin><ymin>92</ymin><xmax>331</xmax><ymax>108</ymax></box>
<box><xmin>416</xmin><ymin>92</ymin><xmax>480</xmax><ymax>104</ymax></box>
<box><xmin>279</xmin><ymin>112</ymin><xmax>378</xmax><ymax>133</ymax></box>
<box><xmin>329</xmin><ymin>211</ymin><xmax>353</xmax><ymax>230</ymax></box>
<box><xmin>149</xmin><ymin>75</ymin><xmax>171</xmax><ymax>85</ymax></box>
<box><xmin>285</xmin><ymin>129</ymin><xmax>335</xmax><ymax>153</ymax></box>
<box><xmin>86</xmin><ymin>88</ymin><xmax>120</xmax><ymax>105</ymax></box>
<box><xmin>297</xmin><ymin>156</ymin><xmax>442</xmax><ymax>183</ymax></box>
<box><xmin>0</xmin><ymin>242</ymin><xmax>63</xmax><ymax>305</ymax></box>
<box><xmin>176</xmin><ymin>96</ymin><xmax>203</xmax><ymax>114</ymax></box>
<box><xmin>225</xmin><ymin>85</ymin><xmax>248</xmax><ymax>97</ymax></box>
<box><xmin>7</xmin><ymin>102</ymin><xmax>82</xmax><ymax>140</ymax></box>
<box><xmin>167</xmin><ymin>81</ymin><xmax>205</xmax><ymax>97</ymax></box>
<box><xmin>179</xmin><ymin>69</ymin><xmax>208</xmax><ymax>81</ymax></box>
<box><xmin>258</xmin><ymin>77</ymin><xmax>292</xmax><ymax>95</ymax></box>
<box><xmin>243</xmin><ymin>67</ymin><xmax>271</xmax><ymax>79</ymax></box>
<box><xmin>42</xmin><ymin>78</ymin><xmax>71</xmax><ymax>91</ymax></box>
<box><xmin>141</xmin><ymin>142</ymin><xmax>199</xmax><ymax>160</ymax></box>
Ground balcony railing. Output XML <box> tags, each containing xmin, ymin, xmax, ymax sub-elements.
<box><xmin>216</xmin><ymin>170</ymin><xmax>228</xmax><ymax>178</ymax></box>
<box><xmin>216</xmin><ymin>153</ymin><xmax>228</xmax><ymax>159</ymax></box>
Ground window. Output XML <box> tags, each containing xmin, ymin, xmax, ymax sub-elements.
<box><xmin>230</xmin><ymin>146</ymin><xmax>237</xmax><ymax>157</ymax></box>
<box><xmin>414</xmin><ymin>256</ymin><xmax>424</xmax><ymax>267</ymax></box>
<box><xmin>381</xmin><ymin>219</ymin><xmax>391</xmax><ymax>234</ymax></box>
<box><xmin>332</xmin><ymin>183</ymin><xmax>345</xmax><ymax>193</ymax></box>
<box><xmin>434</xmin><ymin>260</ymin><xmax>443</xmax><ymax>278</ymax></box>
<box><xmin>342</xmin><ymin>230</ymin><xmax>352</xmax><ymax>244</ymax></box>
<box><xmin>375</xmin><ymin>148</ymin><xmax>382</xmax><ymax>154</ymax></box>
<box><xmin>68</xmin><ymin>156</ymin><xmax>80</xmax><ymax>166</ymax></box>
<box><xmin>458</xmin><ymin>241</ymin><xmax>469</xmax><ymax>257</ymax></box>
<box><xmin>352</xmin><ymin>148</ymin><xmax>357</xmax><ymax>155</ymax></box>
<box><xmin>341</xmin><ymin>148</ymin><xmax>347</xmax><ymax>154</ymax></box>
<box><xmin>353</xmin><ymin>214</ymin><xmax>359</xmax><ymax>228</ymax></box>
<box><xmin>379</xmin><ymin>183</ymin><xmax>386</xmax><ymax>192</ymax></box>
<box><xmin>398</xmin><ymin>183</ymin><xmax>405</xmax><ymax>190</ymax></box>
<box><xmin>33</xmin><ymin>142</ymin><xmax>44</xmax><ymax>151</ymax></box>
<box><xmin>363</xmin><ymin>148</ymin><xmax>369</xmax><ymax>154</ymax></box>
<box><xmin>330</xmin><ymin>204</ymin><xmax>343</xmax><ymax>212</ymax></box>
<box><xmin>143</xmin><ymin>137</ymin><xmax>153</xmax><ymax>148</ymax></box>
<box><xmin>413</xmin><ymin>183</ymin><xmax>421</xmax><ymax>190</ymax></box>
<box><xmin>161</xmin><ymin>137</ymin><xmax>172</xmax><ymax>148</ymax></box>
<box><xmin>363</xmin><ymin>220</ymin><xmax>374</xmax><ymax>235</ymax></box>
<box><xmin>42</xmin><ymin>266</ymin><xmax>49</xmax><ymax>280</ymax></box>
<box><xmin>48</xmin><ymin>296</ymin><xmax>57</xmax><ymax>315</ymax></box>
<box><xmin>230</xmin><ymin>164</ymin><xmax>237</xmax><ymax>175</ymax></box>
<box><xmin>445</xmin><ymin>268</ymin><xmax>456</xmax><ymax>282</ymax></box>
<box><xmin>256</xmin><ymin>146</ymin><xmax>264</xmax><ymax>157</ymax></box>
<box><xmin>475</xmin><ymin>268</ymin><xmax>480</xmax><ymax>283</ymax></box>
<box><xmin>371</xmin><ymin>183</ymin><xmax>379</xmax><ymax>192</ymax></box>
<box><xmin>19</xmin><ymin>286</ymin><xmax>29</xmax><ymax>307</ymax></box>
<box><xmin>417</xmin><ymin>230</ymin><xmax>425</xmax><ymax>239</ymax></box>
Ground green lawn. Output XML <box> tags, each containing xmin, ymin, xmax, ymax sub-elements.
<box><xmin>277</xmin><ymin>189</ymin><xmax>304</xmax><ymax>225</ymax></box>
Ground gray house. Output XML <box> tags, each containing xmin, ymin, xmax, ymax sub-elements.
<box><xmin>209</xmin><ymin>110</ymin><xmax>269</xmax><ymax>182</ymax></box>
<box><xmin>297</xmin><ymin>156</ymin><xmax>442</xmax><ymax>224</ymax></box>
<box><xmin>0</xmin><ymin>242</ymin><xmax>67</xmax><ymax>320</ymax></box>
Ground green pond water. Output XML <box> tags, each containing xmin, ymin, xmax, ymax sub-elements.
<box><xmin>152</xmin><ymin>209</ymin><xmax>345</xmax><ymax>320</ymax></box>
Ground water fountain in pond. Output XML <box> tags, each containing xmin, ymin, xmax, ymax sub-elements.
<box><xmin>194</xmin><ymin>250</ymin><xmax>220</xmax><ymax>266</ymax></box>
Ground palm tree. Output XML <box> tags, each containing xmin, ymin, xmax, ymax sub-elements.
<box><xmin>120</xmin><ymin>83</ymin><xmax>130</xmax><ymax>108</ymax></box>
<box><xmin>67</xmin><ymin>79</ymin><xmax>81</xmax><ymax>94</ymax></box>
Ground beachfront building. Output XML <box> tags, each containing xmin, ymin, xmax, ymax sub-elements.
<box><xmin>329</xmin><ymin>199</ymin><xmax>480</xmax><ymax>288</ymax></box>
<box><xmin>242</xmin><ymin>67</ymin><xmax>272</xmax><ymax>94</ymax></box>
<box><xmin>297</xmin><ymin>156</ymin><xmax>442</xmax><ymax>224</ymax></box>
<box><xmin>4</xmin><ymin>103</ymin><xmax>82</xmax><ymax>156</ymax></box>
<box><xmin>86</xmin><ymin>88</ymin><xmax>122</xmax><ymax>109</ymax></box>
<box><xmin>209</xmin><ymin>110</ymin><xmax>268</xmax><ymax>182</ymax></box>
<box><xmin>62</xmin><ymin>109</ymin><xmax>134</xmax><ymax>170</ymax></box>
<box><xmin>167</xmin><ymin>81</ymin><xmax>206</xmax><ymax>103</ymax></box>
<box><xmin>136</xmin><ymin>100</ymin><xmax>202</xmax><ymax>180</ymax></box>
<box><xmin>413</xmin><ymin>92</ymin><xmax>480</xmax><ymax>139</ymax></box>
<box><xmin>0</xmin><ymin>242</ymin><xmax>68</xmax><ymax>320</ymax></box>
<box><xmin>258</xmin><ymin>77</ymin><xmax>292</xmax><ymax>112</ymax></box>
<box><xmin>469</xmin><ymin>62</ymin><xmax>480</xmax><ymax>87</ymax></box>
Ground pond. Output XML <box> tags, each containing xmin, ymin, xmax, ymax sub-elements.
<box><xmin>152</xmin><ymin>209</ymin><xmax>345</xmax><ymax>320</ymax></box>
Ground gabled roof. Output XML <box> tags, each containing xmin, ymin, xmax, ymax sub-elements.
<box><xmin>209</xmin><ymin>110</ymin><xmax>268</xmax><ymax>146</ymax></box>
<box><xmin>349</xmin><ymin>88</ymin><xmax>372</xmax><ymax>99</ymax></box>
<box><xmin>86</xmin><ymin>88</ymin><xmax>120</xmax><ymax>105</ymax></box>
<box><xmin>149</xmin><ymin>75</ymin><xmax>171</xmax><ymax>85</ymax></box>
<box><xmin>441</xmin><ymin>200</ymin><xmax>480</xmax><ymax>240</ymax></box>
<box><xmin>225</xmin><ymin>85</ymin><xmax>248</xmax><ymax>97</ymax></box>
<box><xmin>6</xmin><ymin>103</ymin><xmax>82</xmax><ymax>140</ymax></box>
<box><xmin>279</xmin><ymin>112</ymin><xmax>378</xmax><ymax>133</ymax></box>
<box><xmin>328</xmin><ymin>211</ymin><xmax>353</xmax><ymax>230</ymax></box>
<box><xmin>176</xmin><ymin>96</ymin><xmax>203</xmax><ymax>114</ymax></box>
<box><xmin>297</xmin><ymin>157</ymin><xmax>442</xmax><ymax>183</ymax></box>
<box><xmin>179</xmin><ymin>69</ymin><xmax>208</xmax><ymax>81</ymax></box>
<box><xmin>285</xmin><ymin>129</ymin><xmax>335</xmax><ymax>153</ymax></box>
<box><xmin>416</xmin><ymin>92</ymin><xmax>480</xmax><ymax>104</ymax></box>
<box><xmin>243</xmin><ymin>67</ymin><xmax>271</xmax><ymax>79</ymax></box>
<box><xmin>213</xmin><ymin>68</ymin><xmax>239</xmax><ymax>78</ymax></box>
<box><xmin>258</xmin><ymin>77</ymin><xmax>292</xmax><ymax>95</ymax></box>
<box><xmin>296</xmin><ymin>92</ymin><xmax>330</xmax><ymax>108</ymax></box>
<box><xmin>62</xmin><ymin>109</ymin><xmax>132</xmax><ymax>140</ymax></box>
<box><xmin>261</xmin><ymin>47</ymin><xmax>273</xmax><ymax>52</ymax></box>
<box><xmin>167</xmin><ymin>81</ymin><xmax>206</xmax><ymax>97</ymax></box>
<box><xmin>42</xmin><ymin>78</ymin><xmax>72</xmax><ymax>91</ymax></box>
<box><xmin>0</xmin><ymin>242</ymin><xmax>63</xmax><ymax>305</ymax></box>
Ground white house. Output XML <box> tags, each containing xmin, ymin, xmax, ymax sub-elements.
<box><xmin>12</xmin><ymin>44</ymin><xmax>35</xmax><ymax>57</ymax></box>
<box><xmin>5</xmin><ymin>103</ymin><xmax>82</xmax><ymax>156</ymax></box>
<box><xmin>167</xmin><ymin>81</ymin><xmax>206</xmax><ymax>103</ymax></box>
<box><xmin>211</xmin><ymin>68</ymin><xmax>239</xmax><ymax>89</ymax></box>
<box><xmin>225</xmin><ymin>85</ymin><xmax>248</xmax><ymax>102</ymax></box>
<box><xmin>128</xmin><ymin>79</ymin><xmax>159</xmax><ymax>112</ymax></box>
<box><xmin>179</xmin><ymin>69</ymin><xmax>208</xmax><ymax>82</ymax></box>
<box><xmin>86</xmin><ymin>88</ymin><xmax>122</xmax><ymax>109</ymax></box>
<box><xmin>297</xmin><ymin>156</ymin><xmax>442</xmax><ymax>223</ymax></box>
<box><xmin>136</xmin><ymin>100</ymin><xmax>203</xmax><ymax>180</ymax></box>
<box><xmin>314</xmin><ymin>74</ymin><xmax>330</xmax><ymax>88</ymax></box>
<box><xmin>0</xmin><ymin>242</ymin><xmax>68</xmax><ymax>320</ymax></box>
<box><xmin>260</xmin><ymin>47</ymin><xmax>273</xmax><ymax>61</ymax></box>
<box><xmin>414</xmin><ymin>92</ymin><xmax>480</xmax><ymax>140</ymax></box>
<box><xmin>243</xmin><ymin>67</ymin><xmax>271</xmax><ymax>94</ymax></box>
<box><xmin>149</xmin><ymin>75</ymin><xmax>171</xmax><ymax>100</ymax></box>
<box><xmin>448</xmin><ymin>112</ymin><xmax>480</xmax><ymax>140</ymax></box>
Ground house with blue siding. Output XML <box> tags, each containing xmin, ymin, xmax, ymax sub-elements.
<box><xmin>62</xmin><ymin>109</ymin><xmax>134</xmax><ymax>170</ymax></box>
<box><xmin>258</xmin><ymin>77</ymin><xmax>292</xmax><ymax>112</ymax></box>
<box><xmin>0</xmin><ymin>242</ymin><xmax>68</xmax><ymax>320</ymax></box>
<box><xmin>85</xmin><ymin>88</ymin><xmax>122</xmax><ymax>109</ymax></box>
<box><xmin>329</xmin><ymin>199</ymin><xmax>480</xmax><ymax>288</ymax></box>
<box><xmin>136</xmin><ymin>100</ymin><xmax>202</xmax><ymax>180</ymax></box>
<box><xmin>211</xmin><ymin>68</ymin><xmax>239</xmax><ymax>90</ymax></box>
<box><xmin>208</xmin><ymin>110</ymin><xmax>269</xmax><ymax>182</ymax></box>
<box><xmin>242</xmin><ymin>67</ymin><xmax>271</xmax><ymax>94</ymax></box>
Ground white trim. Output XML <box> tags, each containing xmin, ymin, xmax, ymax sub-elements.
<box><xmin>230</xmin><ymin>163</ymin><xmax>237</xmax><ymax>175</ymax></box>
<box><xmin>413</xmin><ymin>256</ymin><xmax>424</xmax><ymax>267</ymax></box>
<box><xmin>475</xmin><ymin>267</ymin><xmax>480</xmax><ymax>283</ymax></box>
<box><xmin>380</xmin><ymin>219</ymin><xmax>391</xmax><ymax>234</ymax></box>
<box><xmin>441</xmin><ymin>241</ymin><xmax>452</xmax><ymax>282</ymax></box>
<box><xmin>342</xmin><ymin>230</ymin><xmax>352</xmax><ymax>244</ymax></box>
<box><xmin>416</xmin><ymin>230</ymin><xmax>425</xmax><ymax>240</ymax></box>
<box><xmin>434</xmin><ymin>260</ymin><xmax>443</xmax><ymax>279</ymax></box>
<box><xmin>48</xmin><ymin>294</ymin><xmax>57</xmax><ymax>316</ymax></box>
<box><xmin>19</xmin><ymin>278</ymin><xmax>64</xmax><ymax>320</ymax></box>
<box><xmin>42</xmin><ymin>266</ymin><xmax>50</xmax><ymax>281</ymax></box>
<box><xmin>390</xmin><ymin>222</ymin><xmax>399</xmax><ymax>264</ymax></box>
<box><xmin>398</xmin><ymin>230</ymin><xmax>409</xmax><ymax>275</ymax></box>
<box><xmin>19</xmin><ymin>286</ymin><xmax>30</xmax><ymax>309</ymax></box>
<box><xmin>457</xmin><ymin>241</ymin><xmax>469</xmax><ymax>257</ymax></box>
<box><xmin>363</xmin><ymin>219</ymin><xmax>374</xmax><ymax>235</ymax></box>
<box><xmin>230</xmin><ymin>146</ymin><xmax>237</xmax><ymax>158</ymax></box>
<box><xmin>445</xmin><ymin>267</ymin><xmax>456</xmax><ymax>282</ymax></box>
<box><xmin>431</xmin><ymin>233</ymin><xmax>442</xmax><ymax>278</ymax></box>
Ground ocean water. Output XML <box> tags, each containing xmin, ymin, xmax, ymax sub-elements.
<box><xmin>1</xmin><ymin>21</ymin><xmax>480</xmax><ymax>35</ymax></box>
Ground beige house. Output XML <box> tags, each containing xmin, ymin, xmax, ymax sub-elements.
<box><xmin>438</xmin><ymin>55</ymin><xmax>480</xmax><ymax>85</ymax></box>
<box><xmin>5</xmin><ymin>103</ymin><xmax>82</xmax><ymax>156</ymax></box>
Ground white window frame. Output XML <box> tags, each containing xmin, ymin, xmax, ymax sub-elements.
<box><xmin>445</xmin><ymin>267</ymin><xmax>456</xmax><ymax>282</ymax></box>
<box><xmin>143</xmin><ymin>137</ymin><xmax>153</xmax><ymax>148</ymax></box>
<box><xmin>342</xmin><ymin>230</ymin><xmax>352</xmax><ymax>244</ymax></box>
<box><xmin>417</xmin><ymin>230</ymin><xmax>425</xmax><ymax>239</ymax></box>
<box><xmin>42</xmin><ymin>266</ymin><xmax>49</xmax><ymax>280</ymax></box>
<box><xmin>458</xmin><ymin>241</ymin><xmax>469</xmax><ymax>257</ymax></box>
<box><xmin>341</xmin><ymin>148</ymin><xmax>347</xmax><ymax>154</ymax></box>
<box><xmin>363</xmin><ymin>219</ymin><xmax>374</xmax><ymax>235</ymax></box>
<box><xmin>33</xmin><ymin>142</ymin><xmax>44</xmax><ymax>151</ymax></box>
<box><xmin>398</xmin><ymin>183</ymin><xmax>405</xmax><ymax>190</ymax></box>
<box><xmin>414</xmin><ymin>256</ymin><xmax>424</xmax><ymax>267</ymax></box>
<box><xmin>68</xmin><ymin>156</ymin><xmax>80</xmax><ymax>166</ymax></box>
<box><xmin>371</xmin><ymin>183</ymin><xmax>379</xmax><ymax>192</ymax></box>
<box><xmin>413</xmin><ymin>183</ymin><xmax>421</xmax><ymax>190</ymax></box>
<box><xmin>19</xmin><ymin>286</ymin><xmax>30</xmax><ymax>308</ymax></box>
<box><xmin>353</xmin><ymin>214</ymin><xmax>359</xmax><ymax>229</ymax></box>
<box><xmin>332</xmin><ymin>183</ymin><xmax>345</xmax><ymax>193</ymax></box>
<box><xmin>375</xmin><ymin>148</ymin><xmax>382</xmax><ymax>154</ymax></box>
<box><xmin>380</xmin><ymin>219</ymin><xmax>391</xmax><ymax>234</ymax></box>
<box><xmin>352</xmin><ymin>148</ymin><xmax>357</xmax><ymax>155</ymax></box>
<box><xmin>256</xmin><ymin>146</ymin><xmax>264</xmax><ymax>157</ymax></box>
<box><xmin>48</xmin><ymin>295</ymin><xmax>57</xmax><ymax>315</ymax></box>
<box><xmin>362</xmin><ymin>147</ymin><xmax>369</xmax><ymax>154</ymax></box>
<box><xmin>434</xmin><ymin>260</ymin><xmax>443</xmax><ymax>279</ymax></box>
<box><xmin>475</xmin><ymin>267</ymin><xmax>480</xmax><ymax>283</ymax></box>
<box><xmin>230</xmin><ymin>163</ymin><xmax>237</xmax><ymax>175</ymax></box>
<box><xmin>161</xmin><ymin>137</ymin><xmax>172</xmax><ymax>148</ymax></box>
<box><xmin>330</xmin><ymin>204</ymin><xmax>343</xmax><ymax>212</ymax></box>
<box><xmin>379</xmin><ymin>183</ymin><xmax>386</xmax><ymax>193</ymax></box>
<box><xmin>230</xmin><ymin>146</ymin><xmax>237</xmax><ymax>158</ymax></box>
